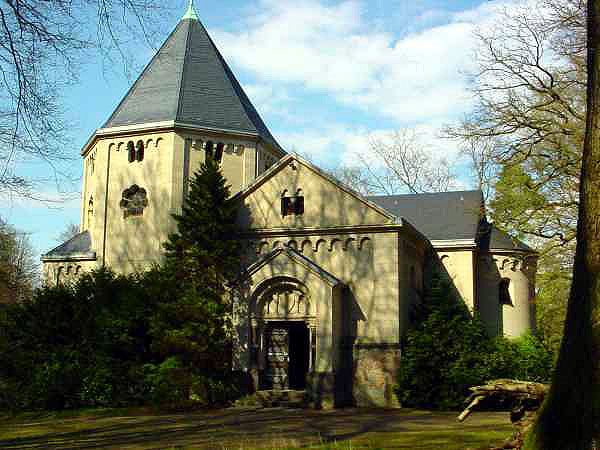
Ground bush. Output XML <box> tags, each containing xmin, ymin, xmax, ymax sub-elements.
<box><xmin>485</xmin><ymin>333</ymin><xmax>553</xmax><ymax>383</ymax></box>
<box><xmin>0</xmin><ymin>163</ymin><xmax>244</xmax><ymax>412</ymax></box>
<box><xmin>396</xmin><ymin>275</ymin><xmax>553</xmax><ymax>410</ymax></box>
<box><xmin>0</xmin><ymin>266</ymin><xmax>243</xmax><ymax>412</ymax></box>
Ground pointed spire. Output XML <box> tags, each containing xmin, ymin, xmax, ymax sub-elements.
<box><xmin>182</xmin><ymin>0</ymin><xmax>198</xmax><ymax>20</ymax></box>
<box><xmin>103</xmin><ymin>10</ymin><xmax>281</xmax><ymax>151</ymax></box>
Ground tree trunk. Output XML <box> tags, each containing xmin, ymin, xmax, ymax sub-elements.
<box><xmin>523</xmin><ymin>1</ymin><xmax>600</xmax><ymax>448</ymax></box>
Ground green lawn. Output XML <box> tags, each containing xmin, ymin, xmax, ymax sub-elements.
<box><xmin>0</xmin><ymin>407</ymin><xmax>514</xmax><ymax>449</ymax></box>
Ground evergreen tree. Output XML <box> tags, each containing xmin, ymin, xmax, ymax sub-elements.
<box><xmin>151</xmin><ymin>160</ymin><xmax>241</xmax><ymax>390</ymax></box>
<box><xmin>163</xmin><ymin>159</ymin><xmax>241</xmax><ymax>289</ymax></box>
<box><xmin>397</xmin><ymin>274</ymin><xmax>552</xmax><ymax>410</ymax></box>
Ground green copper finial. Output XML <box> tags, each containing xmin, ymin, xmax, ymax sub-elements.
<box><xmin>182</xmin><ymin>0</ymin><xmax>198</xmax><ymax>20</ymax></box>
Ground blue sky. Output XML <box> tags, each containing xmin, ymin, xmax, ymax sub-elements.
<box><xmin>0</xmin><ymin>0</ymin><xmax>509</xmax><ymax>262</ymax></box>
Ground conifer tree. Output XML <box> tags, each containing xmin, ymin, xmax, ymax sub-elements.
<box><xmin>164</xmin><ymin>159</ymin><xmax>241</xmax><ymax>289</ymax></box>
<box><xmin>152</xmin><ymin>160</ymin><xmax>241</xmax><ymax>375</ymax></box>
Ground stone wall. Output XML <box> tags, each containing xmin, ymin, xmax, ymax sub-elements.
<box><xmin>352</xmin><ymin>343</ymin><xmax>401</xmax><ymax>408</ymax></box>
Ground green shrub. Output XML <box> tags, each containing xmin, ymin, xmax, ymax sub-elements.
<box><xmin>0</xmin><ymin>163</ymin><xmax>246</xmax><ymax>412</ymax></box>
<box><xmin>484</xmin><ymin>333</ymin><xmax>553</xmax><ymax>383</ymax></box>
<box><xmin>396</xmin><ymin>275</ymin><xmax>553</xmax><ymax>410</ymax></box>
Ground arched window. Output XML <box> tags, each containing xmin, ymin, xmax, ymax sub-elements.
<box><xmin>499</xmin><ymin>278</ymin><xmax>512</xmax><ymax>305</ymax></box>
<box><xmin>88</xmin><ymin>151</ymin><xmax>96</xmax><ymax>175</ymax></box>
<box><xmin>215</xmin><ymin>142</ymin><xmax>225</xmax><ymax>163</ymax></box>
<box><xmin>127</xmin><ymin>141</ymin><xmax>135</xmax><ymax>163</ymax></box>
<box><xmin>87</xmin><ymin>196</ymin><xmax>94</xmax><ymax>228</ymax></box>
<box><xmin>205</xmin><ymin>141</ymin><xmax>214</xmax><ymax>160</ymax></box>
<box><xmin>136</xmin><ymin>140</ymin><xmax>144</xmax><ymax>162</ymax></box>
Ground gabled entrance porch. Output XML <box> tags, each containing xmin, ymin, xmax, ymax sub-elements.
<box><xmin>236</xmin><ymin>247</ymin><xmax>351</xmax><ymax>407</ymax></box>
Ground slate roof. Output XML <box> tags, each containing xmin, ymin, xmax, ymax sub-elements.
<box><xmin>367</xmin><ymin>190</ymin><xmax>484</xmax><ymax>242</ymax></box>
<box><xmin>487</xmin><ymin>226</ymin><xmax>534</xmax><ymax>252</ymax></box>
<box><xmin>102</xmin><ymin>15</ymin><xmax>281</xmax><ymax>151</ymax></box>
<box><xmin>42</xmin><ymin>231</ymin><xmax>96</xmax><ymax>260</ymax></box>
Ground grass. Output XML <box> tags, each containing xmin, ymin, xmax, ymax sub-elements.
<box><xmin>0</xmin><ymin>407</ymin><xmax>514</xmax><ymax>449</ymax></box>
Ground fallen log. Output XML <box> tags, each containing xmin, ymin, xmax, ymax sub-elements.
<box><xmin>458</xmin><ymin>379</ymin><xmax>549</xmax><ymax>423</ymax></box>
<box><xmin>458</xmin><ymin>379</ymin><xmax>550</xmax><ymax>450</ymax></box>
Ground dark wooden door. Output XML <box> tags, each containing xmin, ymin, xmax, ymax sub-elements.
<box><xmin>266</xmin><ymin>326</ymin><xmax>289</xmax><ymax>389</ymax></box>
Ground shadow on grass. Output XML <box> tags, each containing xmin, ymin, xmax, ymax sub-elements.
<box><xmin>0</xmin><ymin>408</ymin><xmax>513</xmax><ymax>450</ymax></box>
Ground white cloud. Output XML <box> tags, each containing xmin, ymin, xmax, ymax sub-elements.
<box><xmin>242</xmin><ymin>83</ymin><xmax>303</xmax><ymax>125</ymax></box>
<box><xmin>212</xmin><ymin>0</ymin><xmax>518</xmax><ymax>123</ymax></box>
<box><xmin>212</xmin><ymin>0</ymin><xmax>390</xmax><ymax>93</ymax></box>
<box><xmin>277</xmin><ymin>121</ymin><xmax>464</xmax><ymax>168</ymax></box>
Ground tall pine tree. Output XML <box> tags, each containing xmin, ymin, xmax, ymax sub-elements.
<box><xmin>152</xmin><ymin>160</ymin><xmax>241</xmax><ymax>375</ymax></box>
<box><xmin>164</xmin><ymin>159</ymin><xmax>241</xmax><ymax>288</ymax></box>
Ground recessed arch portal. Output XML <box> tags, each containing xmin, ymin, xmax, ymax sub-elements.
<box><xmin>249</xmin><ymin>276</ymin><xmax>314</xmax><ymax>391</ymax></box>
<box><xmin>251</xmin><ymin>276</ymin><xmax>313</xmax><ymax>320</ymax></box>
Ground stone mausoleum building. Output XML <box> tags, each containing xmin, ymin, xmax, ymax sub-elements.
<box><xmin>42</xmin><ymin>4</ymin><xmax>538</xmax><ymax>407</ymax></box>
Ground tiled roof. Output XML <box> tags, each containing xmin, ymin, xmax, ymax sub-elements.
<box><xmin>486</xmin><ymin>226</ymin><xmax>534</xmax><ymax>252</ymax></box>
<box><xmin>102</xmin><ymin>15</ymin><xmax>281</xmax><ymax>150</ymax></box>
<box><xmin>42</xmin><ymin>231</ymin><xmax>96</xmax><ymax>260</ymax></box>
<box><xmin>367</xmin><ymin>190</ymin><xmax>484</xmax><ymax>242</ymax></box>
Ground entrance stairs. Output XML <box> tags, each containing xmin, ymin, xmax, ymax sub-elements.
<box><xmin>255</xmin><ymin>390</ymin><xmax>307</xmax><ymax>408</ymax></box>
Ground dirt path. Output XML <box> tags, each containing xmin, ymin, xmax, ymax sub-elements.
<box><xmin>0</xmin><ymin>407</ymin><xmax>513</xmax><ymax>449</ymax></box>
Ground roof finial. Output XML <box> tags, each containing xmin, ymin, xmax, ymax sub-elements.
<box><xmin>182</xmin><ymin>0</ymin><xmax>198</xmax><ymax>20</ymax></box>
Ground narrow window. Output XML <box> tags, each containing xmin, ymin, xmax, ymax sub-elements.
<box><xmin>87</xmin><ymin>196</ymin><xmax>94</xmax><ymax>228</ymax></box>
<box><xmin>499</xmin><ymin>278</ymin><xmax>512</xmax><ymax>305</ymax></box>
<box><xmin>310</xmin><ymin>327</ymin><xmax>317</xmax><ymax>371</ymax></box>
<box><xmin>215</xmin><ymin>142</ymin><xmax>224</xmax><ymax>163</ymax></box>
<box><xmin>127</xmin><ymin>141</ymin><xmax>135</xmax><ymax>163</ymax></box>
<box><xmin>205</xmin><ymin>141</ymin><xmax>214</xmax><ymax>160</ymax></box>
<box><xmin>88</xmin><ymin>152</ymin><xmax>96</xmax><ymax>175</ymax></box>
<box><xmin>136</xmin><ymin>140</ymin><xmax>144</xmax><ymax>162</ymax></box>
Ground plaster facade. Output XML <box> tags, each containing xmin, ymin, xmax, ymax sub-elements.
<box><xmin>477</xmin><ymin>251</ymin><xmax>537</xmax><ymax>337</ymax></box>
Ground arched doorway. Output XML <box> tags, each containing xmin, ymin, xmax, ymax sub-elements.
<box><xmin>264</xmin><ymin>321</ymin><xmax>309</xmax><ymax>389</ymax></box>
<box><xmin>250</xmin><ymin>277</ymin><xmax>316</xmax><ymax>390</ymax></box>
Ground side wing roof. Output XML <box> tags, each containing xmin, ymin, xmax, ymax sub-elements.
<box><xmin>367</xmin><ymin>190</ymin><xmax>484</xmax><ymax>242</ymax></box>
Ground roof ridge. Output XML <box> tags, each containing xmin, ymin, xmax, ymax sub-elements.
<box><xmin>175</xmin><ymin>19</ymin><xmax>193</xmax><ymax>121</ymax></box>
<box><xmin>367</xmin><ymin>189</ymin><xmax>483</xmax><ymax>199</ymax></box>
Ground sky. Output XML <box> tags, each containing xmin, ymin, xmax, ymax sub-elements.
<box><xmin>0</xmin><ymin>0</ymin><xmax>512</xmax><ymax>262</ymax></box>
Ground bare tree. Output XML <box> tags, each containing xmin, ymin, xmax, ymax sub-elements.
<box><xmin>445</xmin><ymin>0</ymin><xmax>584</xmax><ymax>258</ymax></box>
<box><xmin>326</xmin><ymin>165</ymin><xmax>375</xmax><ymax>196</ymax></box>
<box><xmin>0</xmin><ymin>218</ymin><xmax>38</xmax><ymax>304</ymax></box>
<box><xmin>457</xmin><ymin>135</ymin><xmax>499</xmax><ymax>201</ymax></box>
<box><xmin>357</xmin><ymin>129</ymin><xmax>457</xmax><ymax>195</ymax></box>
<box><xmin>57</xmin><ymin>223</ymin><xmax>80</xmax><ymax>243</ymax></box>
<box><xmin>0</xmin><ymin>0</ymin><xmax>166</xmax><ymax>199</ymax></box>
